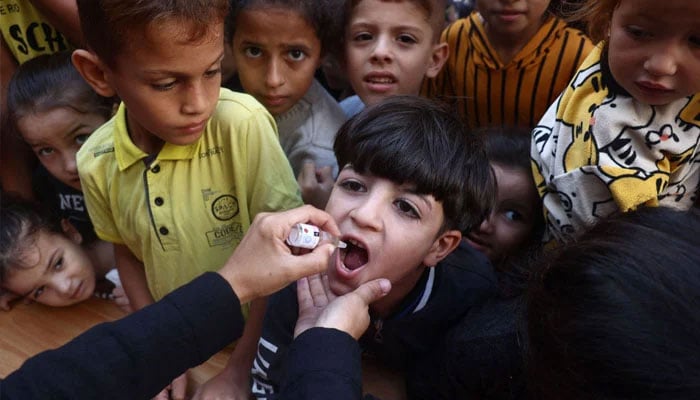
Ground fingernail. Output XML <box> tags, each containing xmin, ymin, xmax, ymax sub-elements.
<box><xmin>379</xmin><ymin>279</ymin><xmax>391</xmax><ymax>293</ymax></box>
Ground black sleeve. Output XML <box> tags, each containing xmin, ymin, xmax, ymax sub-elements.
<box><xmin>0</xmin><ymin>272</ymin><xmax>244</xmax><ymax>400</ymax></box>
<box><xmin>281</xmin><ymin>328</ymin><xmax>362</xmax><ymax>400</ymax></box>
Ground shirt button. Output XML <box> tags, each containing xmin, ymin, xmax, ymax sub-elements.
<box><xmin>152</xmin><ymin>165</ymin><xmax>161</xmax><ymax>173</ymax></box>
<box><xmin>154</xmin><ymin>197</ymin><xmax>164</xmax><ymax>206</ymax></box>
<box><xmin>159</xmin><ymin>226</ymin><xmax>169</xmax><ymax>235</ymax></box>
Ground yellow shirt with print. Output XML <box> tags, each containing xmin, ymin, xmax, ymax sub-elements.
<box><xmin>77</xmin><ymin>89</ymin><xmax>302</xmax><ymax>300</ymax></box>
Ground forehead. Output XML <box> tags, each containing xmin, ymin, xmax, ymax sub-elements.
<box><xmin>350</xmin><ymin>0</ymin><xmax>432</xmax><ymax>25</ymax></box>
<box><xmin>234</xmin><ymin>8</ymin><xmax>319</xmax><ymax>43</ymax></box>
<box><xmin>116</xmin><ymin>18</ymin><xmax>224</xmax><ymax>70</ymax></box>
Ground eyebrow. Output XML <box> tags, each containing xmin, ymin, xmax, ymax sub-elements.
<box><xmin>401</xmin><ymin>186</ymin><xmax>434</xmax><ymax>211</ymax></box>
<box><xmin>142</xmin><ymin>51</ymin><xmax>225</xmax><ymax>76</ymax></box>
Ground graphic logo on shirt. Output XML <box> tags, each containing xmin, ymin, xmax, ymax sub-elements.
<box><xmin>206</xmin><ymin>222</ymin><xmax>243</xmax><ymax>247</ymax></box>
<box><xmin>211</xmin><ymin>195</ymin><xmax>239</xmax><ymax>221</ymax></box>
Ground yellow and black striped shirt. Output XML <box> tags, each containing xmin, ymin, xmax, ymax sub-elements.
<box><xmin>423</xmin><ymin>12</ymin><xmax>593</xmax><ymax>130</ymax></box>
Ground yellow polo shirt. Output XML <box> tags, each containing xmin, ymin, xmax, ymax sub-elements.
<box><xmin>77</xmin><ymin>89</ymin><xmax>302</xmax><ymax>300</ymax></box>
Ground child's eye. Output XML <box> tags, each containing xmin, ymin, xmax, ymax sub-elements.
<box><xmin>37</xmin><ymin>147</ymin><xmax>54</xmax><ymax>157</ymax></box>
<box><xmin>394</xmin><ymin>199</ymin><xmax>419</xmax><ymax>219</ymax></box>
<box><xmin>339</xmin><ymin>179</ymin><xmax>366</xmax><ymax>192</ymax></box>
<box><xmin>152</xmin><ymin>81</ymin><xmax>176</xmax><ymax>91</ymax></box>
<box><xmin>624</xmin><ymin>25</ymin><xmax>650</xmax><ymax>40</ymax></box>
<box><xmin>204</xmin><ymin>68</ymin><xmax>222</xmax><ymax>78</ymax></box>
<box><xmin>503</xmin><ymin>210</ymin><xmax>523</xmax><ymax>222</ymax></box>
<box><xmin>397</xmin><ymin>34</ymin><xmax>417</xmax><ymax>44</ymax></box>
<box><xmin>75</xmin><ymin>134</ymin><xmax>90</xmax><ymax>145</ymax></box>
<box><xmin>287</xmin><ymin>49</ymin><xmax>307</xmax><ymax>62</ymax></box>
<box><xmin>33</xmin><ymin>286</ymin><xmax>45</xmax><ymax>299</ymax></box>
<box><xmin>353</xmin><ymin>32</ymin><xmax>373</xmax><ymax>42</ymax></box>
<box><xmin>54</xmin><ymin>257</ymin><xmax>63</xmax><ymax>271</ymax></box>
<box><xmin>244</xmin><ymin>46</ymin><xmax>263</xmax><ymax>58</ymax></box>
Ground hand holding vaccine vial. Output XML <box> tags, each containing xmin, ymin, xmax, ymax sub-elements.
<box><xmin>286</xmin><ymin>223</ymin><xmax>347</xmax><ymax>249</ymax></box>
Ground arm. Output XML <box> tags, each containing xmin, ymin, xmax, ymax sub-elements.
<box><xmin>113</xmin><ymin>244</ymin><xmax>155</xmax><ymax>311</ymax></box>
<box><xmin>0</xmin><ymin>206</ymin><xmax>339</xmax><ymax>400</ymax></box>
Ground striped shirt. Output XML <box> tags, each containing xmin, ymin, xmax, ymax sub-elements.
<box><xmin>423</xmin><ymin>12</ymin><xmax>593</xmax><ymax>129</ymax></box>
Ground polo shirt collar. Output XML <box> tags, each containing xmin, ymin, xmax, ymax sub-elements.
<box><xmin>113</xmin><ymin>103</ymin><xmax>202</xmax><ymax>171</ymax></box>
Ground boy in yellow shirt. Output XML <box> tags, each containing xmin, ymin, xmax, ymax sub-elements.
<box><xmin>72</xmin><ymin>1</ymin><xmax>302</xmax><ymax>397</ymax></box>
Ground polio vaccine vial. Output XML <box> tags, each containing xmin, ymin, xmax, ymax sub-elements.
<box><xmin>286</xmin><ymin>223</ymin><xmax>347</xmax><ymax>249</ymax></box>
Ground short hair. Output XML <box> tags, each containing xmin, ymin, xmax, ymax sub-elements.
<box><xmin>526</xmin><ymin>206</ymin><xmax>700</xmax><ymax>399</ymax></box>
<box><xmin>226</xmin><ymin>0</ymin><xmax>343</xmax><ymax>54</ymax></box>
<box><xmin>6</xmin><ymin>52</ymin><xmax>114</xmax><ymax>138</ymax></box>
<box><xmin>0</xmin><ymin>193</ymin><xmax>62</xmax><ymax>283</ymax></box>
<box><xmin>334</xmin><ymin>95</ymin><xmax>495</xmax><ymax>234</ymax></box>
<box><xmin>76</xmin><ymin>0</ymin><xmax>229</xmax><ymax>67</ymax></box>
<box><xmin>564</xmin><ymin>0</ymin><xmax>619</xmax><ymax>43</ymax></box>
<box><xmin>345</xmin><ymin>0</ymin><xmax>448</xmax><ymax>42</ymax></box>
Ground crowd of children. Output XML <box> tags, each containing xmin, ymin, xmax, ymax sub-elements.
<box><xmin>0</xmin><ymin>0</ymin><xmax>698</xmax><ymax>399</ymax></box>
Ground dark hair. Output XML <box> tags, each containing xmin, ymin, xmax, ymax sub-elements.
<box><xmin>526</xmin><ymin>206</ymin><xmax>700</xmax><ymax>399</ymax></box>
<box><xmin>334</xmin><ymin>95</ymin><xmax>495</xmax><ymax>234</ymax></box>
<box><xmin>0</xmin><ymin>193</ymin><xmax>62</xmax><ymax>283</ymax></box>
<box><xmin>77</xmin><ymin>0</ymin><xmax>229</xmax><ymax>67</ymax></box>
<box><xmin>226</xmin><ymin>0</ymin><xmax>343</xmax><ymax>54</ymax></box>
<box><xmin>6</xmin><ymin>52</ymin><xmax>114</xmax><ymax>139</ymax></box>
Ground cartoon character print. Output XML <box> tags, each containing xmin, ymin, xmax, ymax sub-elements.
<box><xmin>532</xmin><ymin>45</ymin><xmax>700</xmax><ymax>243</ymax></box>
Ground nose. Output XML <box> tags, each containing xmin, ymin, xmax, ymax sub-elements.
<box><xmin>53</xmin><ymin>278</ymin><xmax>73</xmax><ymax>297</ymax></box>
<box><xmin>63</xmin><ymin>153</ymin><xmax>78</xmax><ymax>175</ymax></box>
<box><xmin>475</xmin><ymin>212</ymin><xmax>495</xmax><ymax>235</ymax></box>
<box><xmin>370</xmin><ymin>36</ymin><xmax>393</xmax><ymax>64</ymax></box>
<box><xmin>644</xmin><ymin>46</ymin><xmax>678</xmax><ymax>77</ymax></box>
<box><xmin>181</xmin><ymin>82</ymin><xmax>209</xmax><ymax>115</ymax></box>
<box><xmin>265</xmin><ymin>57</ymin><xmax>285</xmax><ymax>89</ymax></box>
<box><xmin>349</xmin><ymin>194</ymin><xmax>383</xmax><ymax>232</ymax></box>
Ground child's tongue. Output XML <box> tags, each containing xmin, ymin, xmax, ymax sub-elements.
<box><xmin>344</xmin><ymin>245</ymin><xmax>368</xmax><ymax>271</ymax></box>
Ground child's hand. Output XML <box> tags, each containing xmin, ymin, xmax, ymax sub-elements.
<box><xmin>191</xmin><ymin>365</ymin><xmax>250</xmax><ymax>400</ymax></box>
<box><xmin>298</xmin><ymin>161</ymin><xmax>334</xmax><ymax>209</ymax></box>
<box><xmin>111</xmin><ymin>286</ymin><xmax>132</xmax><ymax>314</ymax></box>
<box><xmin>0</xmin><ymin>289</ymin><xmax>20</xmax><ymax>311</ymax></box>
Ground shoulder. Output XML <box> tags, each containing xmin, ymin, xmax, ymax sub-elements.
<box><xmin>438</xmin><ymin>241</ymin><xmax>496</xmax><ymax>285</ymax></box>
<box><xmin>77</xmin><ymin>115</ymin><xmax>117</xmax><ymax>166</ymax></box>
<box><xmin>214</xmin><ymin>88</ymin><xmax>270</xmax><ymax>117</ymax></box>
<box><xmin>307</xmin><ymin>81</ymin><xmax>346</xmax><ymax>127</ymax></box>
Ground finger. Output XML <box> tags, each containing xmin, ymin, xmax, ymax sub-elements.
<box><xmin>321</xmin><ymin>274</ymin><xmax>337</xmax><ymax>302</ymax></box>
<box><xmin>170</xmin><ymin>373</ymin><xmax>187</xmax><ymax>400</ymax></box>
<box><xmin>352</xmin><ymin>278</ymin><xmax>392</xmax><ymax>305</ymax></box>
<box><xmin>286</xmin><ymin>242</ymin><xmax>336</xmax><ymax>281</ymax></box>
<box><xmin>307</xmin><ymin>273</ymin><xmax>329</xmax><ymax>307</ymax></box>
<box><xmin>279</xmin><ymin>205</ymin><xmax>340</xmax><ymax>237</ymax></box>
<box><xmin>316</xmin><ymin>165</ymin><xmax>333</xmax><ymax>182</ymax></box>
<box><xmin>297</xmin><ymin>161</ymin><xmax>318</xmax><ymax>187</ymax></box>
<box><xmin>296</xmin><ymin>276</ymin><xmax>313</xmax><ymax>309</ymax></box>
<box><xmin>152</xmin><ymin>389</ymin><xmax>169</xmax><ymax>400</ymax></box>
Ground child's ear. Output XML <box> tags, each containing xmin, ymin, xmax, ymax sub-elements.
<box><xmin>425</xmin><ymin>42</ymin><xmax>449</xmax><ymax>79</ymax></box>
<box><xmin>71</xmin><ymin>49</ymin><xmax>117</xmax><ymax>98</ymax></box>
<box><xmin>60</xmin><ymin>218</ymin><xmax>84</xmax><ymax>245</ymax></box>
<box><xmin>423</xmin><ymin>229</ymin><xmax>461</xmax><ymax>267</ymax></box>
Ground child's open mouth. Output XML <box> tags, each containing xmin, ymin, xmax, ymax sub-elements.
<box><xmin>340</xmin><ymin>239</ymin><xmax>369</xmax><ymax>271</ymax></box>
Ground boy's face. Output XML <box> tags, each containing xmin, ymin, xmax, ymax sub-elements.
<box><xmin>607</xmin><ymin>0</ymin><xmax>700</xmax><ymax>105</ymax></box>
<box><xmin>101</xmin><ymin>20</ymin><xmax>225</xmax><ymax>153</ymax></box>
<box><xmin>476</xmin><ymin>0</ymin><xmax>550</xmax><ymax>45</ymax></box>
<box><xmin>232</xmin><ymin>8</ymin><xmax>322</xmax><ymax>116</ymax></box>
<box><xmin>18</xmin><ymin>107</ymin><xmax>107</xmax><ymax>191</ymax></box>
<box><xmin>325</xmin><ymin>166</ymin><xmax>458</xmax><ymax>315</ymax></box>
<box><xmin>465</xmin><ymin>163</ymin><xmax>539</xmax><ymax>263</ymax></box>
<box><xmin>345</xmin><ymin>0</ymin><xmax>446</xmax><ymax>106</ymax></box>
<box><xmin>4</xmin><ymin>229</ymin><xmax>96</xmax><ymax>307</ymax></box>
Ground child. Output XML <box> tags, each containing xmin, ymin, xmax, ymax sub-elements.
<box><xmin>409</xmin><ymin>127</ymin><xmax>544</xmax><ymax>399</ymax></box>
<box><xmin>227</xmin><ymin>0</ymin><xmax>346</xmax><ymax>181</ymax></box>
<box><xmin>0</xmin><ymin>194</ymin><xmax>124</xmax><ymax>310</ymax></box>
<box><xmin>338</xmin><ymin>0</ymin><xmax>450</xmax><ymax>117</ymax></box>
<box><xmin>530</xmin><ymin>0</ymin><xmax>700</xmax><ymax>243</ymax></box>
<box><xmin>423</xmin><ymin>0</ymin><xmax>594</xmax><ymax>129</ymax></box>
<box><xmin>251</xmin><ymin>96</ymin><xmax>498</xmax><ymax>398</ymax></box>
<box><xmin>71</xmin><ymin>0</ymin><xmax>303</xmax><ymax>397</ymax></box>
<box><xmin>527</xmin><ymin>206</ymin><xmax>700</xmax><ymax>399</ymax></box>
<box><xmin>4</xmin><ymin>51</ymin><xmax>125</xmax><ymax>309</ymax></box>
